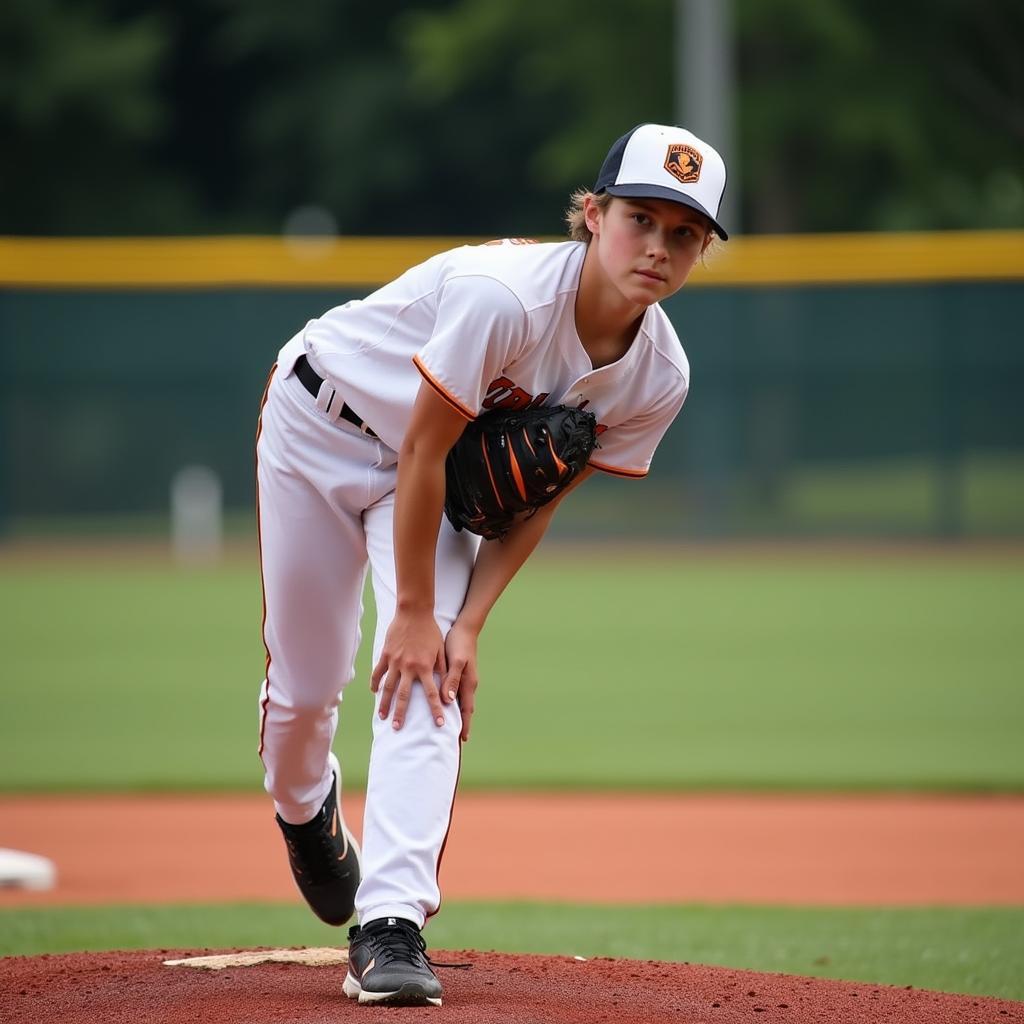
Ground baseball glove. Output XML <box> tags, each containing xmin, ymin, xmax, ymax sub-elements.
<box><xmin>444</xmin><ymin>405</ymin><xmax>598</xmax><ymax>540</ymax></box>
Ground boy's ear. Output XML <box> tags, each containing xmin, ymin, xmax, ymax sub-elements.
<box><xmin>583</xmin><ymin>194</ymin><xmax>605</xmax><ymax>236</ymax></box>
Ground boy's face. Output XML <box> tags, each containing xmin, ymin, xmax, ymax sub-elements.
<box><xmin>585</xmin><ymin>196</ymin><xmax>710</xmax><ymax>307</ymax></box>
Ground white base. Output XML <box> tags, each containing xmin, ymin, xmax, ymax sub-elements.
<box><xmin>0</xmin><ymin>848</ymin><xmax>57</xmax><ymax>890</ymax></box>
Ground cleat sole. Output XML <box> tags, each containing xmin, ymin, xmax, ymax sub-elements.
<box><xmin>343</xmin><ymin>972</ymin><xmax>441</xmax><ymax>1007</ymax></box>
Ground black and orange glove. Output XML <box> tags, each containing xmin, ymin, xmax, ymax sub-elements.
<box><xmin>443</xmin><ymin>405</ymin><xmax>598</xmax><ymax>540</ymax></box>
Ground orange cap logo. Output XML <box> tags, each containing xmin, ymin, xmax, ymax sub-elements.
<box><xmin>664</xmin><ymin>144</ymin><xmax>702</xmax><ymax>184</ymax></box>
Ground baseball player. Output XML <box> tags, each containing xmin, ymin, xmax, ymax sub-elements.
<box><xmin>255</xmin><ymin>123</ymin><xmax>728</xmax><ymax>1007</ymax></box>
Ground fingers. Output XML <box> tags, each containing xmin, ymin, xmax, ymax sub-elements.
<box><xmin>377</xmin><ymin>665</ymin><xmax>448</xmax><ymax>730</ymax></box>
<box><xmin>441</xmin><ymin>630</ymin><xmax>479</xmax><ymax>740</ymax></box>
<box><xmin>422</xmin><ymin>674</ymin><xmax>446</xmax><ymax>730</ymax></box>
<box><xmin>440</xmin><ymin>659</ymin><xmax>475</xmax><ymax>741</ymax></box>
<box><xmin>370</xmin><ymin>653</ymin><xmax>387</xmax><ymax>693</ymax></box>
<box><xmin>441</xmin><ymin>658</ymin><xmax>465</xmax><ymax>704</ymax></box>
<box><xmin>458</xmin><ymin>670</ymin><xmax>478</xmax><ymax>743</ymax></box>
<box><xmin>389</xmin><ymin>676</ymin><xmax>413</xmax><ymax>730</ymax></box>
<box><xmin>459</xmin><ymin>700</ymin><xmax>475</xmax><ymax>742</ymax></box>
<box><xmin>376</xmin><ymin>663</ymin><xmax>399</xmax><ymax>719</ymax></box>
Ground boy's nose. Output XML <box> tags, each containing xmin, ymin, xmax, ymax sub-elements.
<box><xmin>647</xmin><ymin>235</ymin><xmax>669</xmax><ymax>260</ymax></box>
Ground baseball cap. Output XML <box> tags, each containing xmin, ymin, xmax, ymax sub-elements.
<box><xmin>594</xmin><ymin>123</ymin><xmax>729</xmax><ymax>240</ymax></box>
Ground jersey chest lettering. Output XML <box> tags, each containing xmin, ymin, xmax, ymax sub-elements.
<box><xmin>482</xmin><ymin>376</ymin><xmax>549</xmax><ymax>412</ymax></box>
<box><xmin>483</xmin><ymin>376</ymin><xmax>608</xmax><ymax>435</ymax></box>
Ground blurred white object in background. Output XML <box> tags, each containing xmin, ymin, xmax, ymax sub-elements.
<box><xmin>0</xmin><ymin>848</ymin><xmax>57</xmax><ymax>890</ymax></box>
<box><xmin>171</xmin><ymin>465</ymin><xmax>223</xmax><ymax>565</ymax></box>
<box><xmin>283</xmin><ymin>204</ymin><xmax>338</xmax><ymax>261</ymax></box>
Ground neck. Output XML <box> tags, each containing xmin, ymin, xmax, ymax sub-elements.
<box><xmin>574</xmin><ymin>242</ymin><xmax>646</xmax><ymax>365</ymax></box>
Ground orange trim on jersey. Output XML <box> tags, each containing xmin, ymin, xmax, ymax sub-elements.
<box><xmin>426</xmin><ymin>739</ymin><xmax>463</xmax><ymax>921</ymax></box>
<box><xmin>255</xmin><ymin>365</ymin><xmax>277</xmax><ymax>760</ymax></box>
<box><xmin>412</xmin><ymin>355</ymin><xmax>476</xmax><ymax>420</ymax></box>
<box><xmin>589</xmin><ymin>458</ymin><xmax>649</xmax><ymax>479</ymax></box>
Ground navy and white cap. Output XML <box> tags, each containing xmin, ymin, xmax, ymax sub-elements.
<box><xmin>594</xmin><ymin>123</ymin><xmax>729</xmax><ymax>240</ymax></box>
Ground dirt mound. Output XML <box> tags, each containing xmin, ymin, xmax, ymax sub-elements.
<box><xmin>1</xmin><ymin>948</ymin><xmax>1019</xmax><ymax>1023</ymax></box>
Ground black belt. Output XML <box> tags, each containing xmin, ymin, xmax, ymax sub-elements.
<box><xmin>294</xmin><ymin>355</ymin><xmax>377</xmax><ymax>438</ymax></box>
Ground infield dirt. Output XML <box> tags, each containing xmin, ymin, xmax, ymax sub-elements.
<box><xmin>3</xmin><ymin>792</ymin><xmax>1024</xmax><ymax>907</ymax></box>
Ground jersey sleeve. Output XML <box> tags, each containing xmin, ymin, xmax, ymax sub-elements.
<box><xmin>413</xmin><ymin>274</ymin><xmax>529</xmax><ymax>420</ymax></box>
<box><xmin>588</xmin><ymin>382</ymin><xmax>689</xmax><ymax>479</ymax></box>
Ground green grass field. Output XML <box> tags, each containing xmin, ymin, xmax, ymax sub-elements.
<box><xmin>2</xmin><ymin>545</ymin><xmax>1022</xmax><ymax>1001</ymax></box>
<box><xmin>1</xmin><ymin>548</ymin><xmax>1021</xmax><ymax>791</ymax></box>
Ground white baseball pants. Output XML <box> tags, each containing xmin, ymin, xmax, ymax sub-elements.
<box><xmin>255</xmin><ymin>364</ymin><xmax>480</xmax><ymax>928</ymax></box>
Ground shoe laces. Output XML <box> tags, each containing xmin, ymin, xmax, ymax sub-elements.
<box><xmin>353</xmin><ymin>919</ymin><xmax>428</xmax><ymax>969</ymax></box>
<box><xmin>355</xmin><ymin>920</ymin><xmax>470</xmax><ymax>971</ymax></box>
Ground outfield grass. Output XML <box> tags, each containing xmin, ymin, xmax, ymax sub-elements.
<box><xmin>1</xmin><ymin>902</ymin><xmax>1021</xmax><ymax>1001</ymax></box>
<box><xmin>1</xmin><ymin>549</ymin><xmax>1022</xmax><ymax>791</ymax></box>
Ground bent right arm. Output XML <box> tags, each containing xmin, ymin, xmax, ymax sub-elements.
<box><xmin>371</xmin><ymin>381</ymin><xmax>471</xmax><ymax>731</ymax></box>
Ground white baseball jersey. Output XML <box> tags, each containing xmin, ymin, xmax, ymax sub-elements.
<box><xmin>276</xmin><ymin>239</ymin><xmax>690</xmax><ymax>477</ymax></box>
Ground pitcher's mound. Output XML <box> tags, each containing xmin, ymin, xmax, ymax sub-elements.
<box><xmin>1</xmin><ymin>947</ymin><xmax>1020</xmax><ymax>1023</ymax></box>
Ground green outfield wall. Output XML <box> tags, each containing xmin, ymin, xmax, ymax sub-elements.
<box><xmin>1</xmin><ymin>232</ymin><xmax>1022</xmax><ymax>538</ymax></box>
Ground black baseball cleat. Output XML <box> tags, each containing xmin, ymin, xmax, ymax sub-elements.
<box><xmin>275</xmin><ymin>752</ymin><xmax>361</xmax><ymax>926</ymax></box>
<box><xmin>343</xmin><ymin>917</ymin><xmax>444</xmax><ymax>1006</ymax></box>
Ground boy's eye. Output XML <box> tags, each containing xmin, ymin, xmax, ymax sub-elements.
<box><xmin>631</xmin><ymin>213</ymin><xmax>650</xmax><ymax>225</ymax></box>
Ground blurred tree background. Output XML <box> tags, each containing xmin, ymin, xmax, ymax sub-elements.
<box><xmin>1</xmin><ymin>0</ymin><xmax>1022</xmax><ymax>236</ymax></box>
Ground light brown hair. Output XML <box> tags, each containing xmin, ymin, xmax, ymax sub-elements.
<box><xmin>564</xmin><ymin>189</ymin><xmax>613</xmax><ymax>242</ymax></box>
